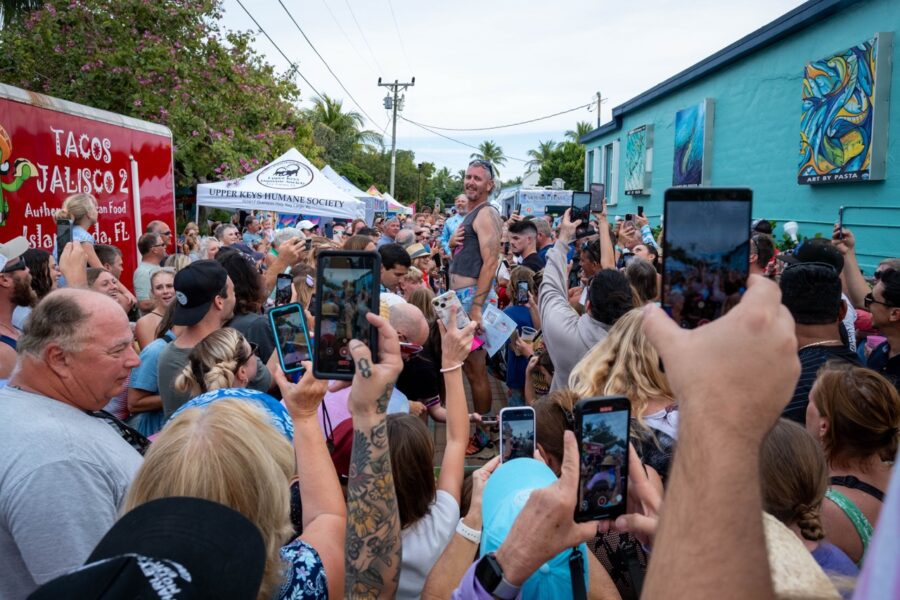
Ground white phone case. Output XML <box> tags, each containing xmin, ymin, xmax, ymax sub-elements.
<box><xmin>432</xmin><ymin>290</ymin><xmax>471</xmax><ymax>330</ymax></box>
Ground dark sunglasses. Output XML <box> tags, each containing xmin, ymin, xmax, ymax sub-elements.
<box><xmin>1</xmin><ymin>256</ymin><xmax>26</xmax><ymax>273</ymax></box>
<box><xmin>864</xmin><ymin>292</ymin><xmax>894</xmax><ymax>309</ymax></box>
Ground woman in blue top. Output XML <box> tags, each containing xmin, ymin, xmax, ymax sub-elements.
<box><xmin>56</xmin><ymin>193</ymin><xmax>103</xmax><ymax>269</ymax></box>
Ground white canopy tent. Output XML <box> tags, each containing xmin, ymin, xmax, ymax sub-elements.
<box><xmin>381</xmin><ymin>191</ymin><xmax>414</xmax><ymax>215</ymax></box>
<box><xmin>197</xmin><ymin>148</ymin><xmax>365</xmax><ymax>220</ymax></box>
<box><xmin>321</xmin><ymin>164</ymin><xmax>371</xmax><ymax>201</ymax></box>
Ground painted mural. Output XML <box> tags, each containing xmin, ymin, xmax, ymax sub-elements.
<box><xmin>673</xmin><ymin>100</ymin><xmax>712</xmax><ymax>186</ymax></box>
<box><xmin>799</xmin><ymin>36</ymin><xmax>890</xmax><ymax>183</ymax></box>
<box><xmin>625</xmin><ymin>125</ymin><xmax>651</xmax><ymax>195</ymax></box>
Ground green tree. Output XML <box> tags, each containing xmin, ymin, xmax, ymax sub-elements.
<box><xmin>526</xmin><ymin>140</ymin><xmax>557</xmax><ymax>173</ymax></box>
<box><xmin>0</xmin><ymin>0</ymin><xmax>319</xmax><ymax>187</ymax></box>
<box><xmin>428</xmin><ymin>167</ymin><xmax>464</xmax><ymax>206</ymax></box>
<box><xmin>0</xmin><ymin>0</ymin><xmax>39</xmax><ymax>27</ymax></box>
<box><xmin>565</xmin><ymin>121</ymin><xmax>594</xmax><ymax>143</ymax></box>
<box><xmin>470</xmin><ymin>140</ymin><xmax>507</xmax><ymax>177</ymax></box>
<box><xmin>305</xmin><ymin>93</ymin><xmax>382</xmax><ymax>166</ymax></box>
<box><xmin>538</xmin><ymin>141</ymin><xmax>584</xmax><ymax>189</ymax></box>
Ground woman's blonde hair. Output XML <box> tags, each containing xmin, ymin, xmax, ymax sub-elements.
<box><xmin>123</xmin><ymin>400</ymin><xmax>295</xmax><ymax>600</ymax></box>
<box><xmin>57</xmin><ymin>193</ymin><xmax>98</xmax><ymax>224</ymax></box>
<box><xmin>569</xmin><ymin>308</ymin><xmax>673</xmax><ymax>428</ymax></box>
<box><xmin>408</xmin><ymin>287</ymin><xmax>436</xmax><ymax>322</ymax></box>
<box><xmin>174</xmin><ymin>328</ymin><xmax>251</xmax><ymax>396</ymax></box>
<box><xmin>401</xmin><ymin>265</ymin><xmax>424</xmax><ymax>285</ymax></box>
<box><xmin>163</xmin><ymin>253</ymin><xmax>191</xmax><ymax>272</ymax></box>
<box><xmin>291</xmin><ymin>264</ymin><xmax>316</xmax><ymax>310</ymax></box>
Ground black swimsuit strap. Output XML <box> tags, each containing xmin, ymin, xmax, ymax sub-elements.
<box><xmin>829</xmin><ymin>475</ymin><xmax>885</xmax><ymax>502</ymax></box>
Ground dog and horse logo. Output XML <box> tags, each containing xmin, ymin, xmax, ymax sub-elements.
<box><xmin>256</xmin><ymin>159</ymin><xmax>313</xmax><ymax>190</ymax></box>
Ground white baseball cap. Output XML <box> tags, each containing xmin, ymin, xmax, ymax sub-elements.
<box><xmin>297</xmin><ymin>220</ymin><xmax>315</xmax><ymax>231</ymax></box>
<box><xmin>0</xmin><ymin>236</ymin><xmax>30</xmax><ymax>272</ymax></box>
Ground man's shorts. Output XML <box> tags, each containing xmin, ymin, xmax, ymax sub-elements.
<box><xmin>454</xmin><ymin>284</ymin><xmax>498</xmax><ymax>316</ymax></box>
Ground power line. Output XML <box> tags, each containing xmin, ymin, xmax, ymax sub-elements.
<box><xmin>344</xmin><ymin>0</ymin><xmax>386</xmax><ymax>74</ymax></box>
<box><xmin>385</xmin><ymin>0</ymin><xmax>413</xmax><ymax>74</ymax></box>
<box><xmin>276</xmin><ymin>0</ymin><xmax>379</xmax><ymax>127</ymax></box>
<box><xmin>319</xmin><ymin>0</ymin><xmax>379</xmax><ymax>75</ymax></box>
<box><xmin>398</xmin><ymin>115</ymin><xmax>528</xmax><ymax>163</ymax></box>
<box><xmin>403</xmin><ymin>102</ymin><xmax>595</xmax><ymax>132</ymax></box>
<box><xmin>234</xmin><ymin>0</ymin><xmax>322</xmax><ymax>98</ymax></box>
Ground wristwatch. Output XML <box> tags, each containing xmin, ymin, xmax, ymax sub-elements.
<box><xmin>474</xmin><ymin>553</ymin><xmax>520</xmax><ymax>599</ymax></box>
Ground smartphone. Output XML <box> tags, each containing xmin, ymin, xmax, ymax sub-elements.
<box><xmin>269</xmin><ymin>303</ymin><xmax>312</xmax><ymax>374</ymax></box>
<box><xmin>499</xmin><ymin>406</ymin><xmax>535</xmax><ymax>463</ymax></box>
<box><xmin>515</xmin><ymin>281</ymin><xmax>529</xmax><ymax>305</ymax></box>
<box><xmin>574</xmin><ymin>396</ymin><xmax>631</xmax><ymax>522</ymax></box>
<box><xmin>571</xmin><ymin>191</ymin><xmax>591</xmax><ymax>223</ymax></box>
<box><xmin>637</xmin><ymin>205</ymin><xmax>644</xmax><ymax>218</ymax></box>
<box><xmin>275</xmin><ymin>273</ymin><xmax>293</xmax><ymax>306</ymax></box>
<box><xmin>590</xmin><ymin>183</ymin><xmax>606</xmax><ymax>213</ymax></box>
<box><xmin>503</xmin><ymin>241</ymin><xmax>510</xmax><ymax>254</ymax></box>
<box><xmin>433</xmin><ymin>254</ymin><xmax>442</xmax><ymax>269</ymax></box>
<box><xmin>56</xmin><ymin>218</ymin><xmax>73</xmax><ymax>254</ymax></box>
<box><xmin>305</xmin><ymin>238</ymin><xmax>313</xmax><ymax>251</ymax></box>
<box><xmin>837</xmin><ymin>206</ymin><xmax>845</xmax><ymax>240</ymax></box>
<box><xmin>432</xmin><ymin>290</ymin><xmax>471</xmax><ymax>330</ymax></box>
<box><xmin>625</xmin><ymin>213</ymin><xmax>634</xmax><ymax>221</ymax></box>
<box><xmin>662</xmin><ymin>188</ymin><xmax>752</xmax><ymax>329</ymax></box>
<box><xmin>324</xmin><ymin>221</ymin><xmax>334</xmax><ymax>239</ymax></box>
<box><xmin>313</xmin><ymin>251</ymin><xmax>381</xmax><ymax>380</ymax></box>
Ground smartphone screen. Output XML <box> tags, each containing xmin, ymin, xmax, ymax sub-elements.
<box><xmin>269</xmin><ymin>303</ymin><xmax>312</xmax><ymax>374</ymax></box>
<box><xmin>314</xmin><ymin>251</ymin><xmax>381</xmax><ymax>380</ymax></box>
<box><xmin>837</xmin><ymin>206</ymin><xmax>844</xmax><ymax>240</ymax></box>
<box><xmin>515</xmin><ymin>281</ymin><xmax>529</xmax><ymax>305</ymax></box>
<box><xmin>56</xmin><ymin>219</ymin><xmax>73</xmax><ymax>254</ymax></box>
<box><xmin>662</xmin><ymin>188</ymin><xmax>752</xmax><ymax>329</ymax></box>
<box><xmin>499</xmin><ymin>407</ymin><xmax>535</xmax><ymax>462</ymax></box>
<box><xmin>637</xmin><ymin>205</ymin><xmax>644</xmax><ymax>217</ymax></box>
<box><xmin>275</xmin><ymin>273</ymin><xmax>293</xmax><ymax>306</ymax></box>
<box><xmin>590</xmin><ymin>183</ymin><xmax>606</xmax><ymax>212</ymax></box>
<box><xmin>575</xmin><ymin>396</ymin><xmax>630</xmax><ymax>522</ymax></box>
<box><xmin>571</xmin><ymin>192</ymin><xmax>591</xmax><ymax>223</ymax></box>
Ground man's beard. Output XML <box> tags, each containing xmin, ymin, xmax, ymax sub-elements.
<box><xmin>12</xmin><ymin>276</ymin><xmax>37</xmax><ymax>307</ymax></box>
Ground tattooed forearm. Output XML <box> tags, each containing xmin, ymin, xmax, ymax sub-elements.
<box><xmin>345</xmin><ymin>408</ymin><xmax>401</xmax><ymax>598</ymax></box>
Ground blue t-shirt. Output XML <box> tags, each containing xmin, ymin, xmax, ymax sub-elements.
<box><xmin>277</xmin><ymin>538</ymin><xmax>328</xmax><ymax>599</ymax></box>
<box><xmin>131</xmin><ymin>338</ymin><xmax>169</xmax><ymax>392</ymax></box>
<box><xmin>503</xmin><ymin>305</ymin><xmax>533</xmax><ymax>390</ymax></box>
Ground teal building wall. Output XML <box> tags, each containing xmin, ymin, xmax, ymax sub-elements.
<box><xmin>582</xmin><ymin>0</ymin><xmax>899</xmax><ymax>272</ymax></box>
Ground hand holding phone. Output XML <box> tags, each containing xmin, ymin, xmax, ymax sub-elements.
<box><xmin>56</xmin><ymin>219</ymin><xmax>73</xmax><ymax>255</ymax></box>
<box><xmin>500</xmin><ymin>406</ymin><xmax>536</xmax><ymax>462</ymax></box>
<box><xmin>637</xmin><ymin>205</ymin><xmax>644</xmax><ymax>218</ymax></box>
<box><xmin>269</xmin><ymin>303</ymin><xmax>312</xmax><ymax>374</ymax></box>
<box><xmin>590</xmin><ymin>183</ymin><xmax>606</xmax><ymax>213</ymax></box>
<box><xmin>574</xmin><ymin>396</ymin><xmax>630</xmax><ymax>522</ymax></box>
<box><xmin>275</xmin><ymin>273</ymin><xmax>293</xmax><ymax>306</ymax></box>
<box><xmin>571</xmin><ymin>192</ymin><xmax>591</xmax><ymax>224</ymax></box>
<box><xmin>515</xmin><ymin>281</ymin><xmax>529</xmax><ymax>305</ymax></box>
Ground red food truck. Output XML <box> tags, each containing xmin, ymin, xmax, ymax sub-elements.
<box><xmin>0</xmin><ymin>83</ymin><xmax>175</xmax><ymax>290</ymax></box>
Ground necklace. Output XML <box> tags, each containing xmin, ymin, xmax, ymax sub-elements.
<box><xmin>799</xmin><ymin>339</ymin><xmax>843</xmax><ymax>351</ymax></box>
<box><xmin>150</xmin><ymin>311</ymin><xmax>163</xmax><ymax>317</ymax></box>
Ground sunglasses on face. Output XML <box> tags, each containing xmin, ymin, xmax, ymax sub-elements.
<box><xmin>865</xmin><ymin>293</ymin><xmax>894</xmax><ymax>309</ymax></box>
<box><xmin>1</xmin><ymin>256</ymin><xmax>26</xmax><ymax>273</ymax></box>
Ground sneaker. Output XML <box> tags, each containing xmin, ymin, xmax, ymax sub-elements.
<box><xmin>465</xmin><ymin>429</ymin><xmax>492</xmax><ymax>456</ymax></box>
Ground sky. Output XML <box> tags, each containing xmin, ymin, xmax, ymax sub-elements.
<box><xmin>220</xmin><ymin>0</ymin><xmax>807</xmax><ymax>181</ymax></box>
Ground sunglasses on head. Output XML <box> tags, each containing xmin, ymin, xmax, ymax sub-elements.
<box><xmin>468</xmin><ymin>159</ymin><xmax>494</xmax><ymax>179</ymax></box>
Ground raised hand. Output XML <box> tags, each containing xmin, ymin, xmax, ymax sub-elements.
<box><xmin>273</xmin><ymin>361</ymin><xmax>328</xmax><ymax>420</ymax></box>
<box><xmin>346</xmin><ymin>311</ymin><xmax>403</xmax><ymax>418</ymax></box>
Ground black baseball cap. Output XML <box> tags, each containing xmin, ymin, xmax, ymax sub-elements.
<box><xmin>29</xmin><ymin>497</ymin><xmax>266</xmax><ymax>599</ymax></box>
<box><xmin>777</xmin><ymin>238</ymin><xmax>844</xmax><ymax>273</ymax></box>
<box><xmin>173</xmin><ymin>260</ymin><xmax>228</xmax><ymax>326</ymax></box>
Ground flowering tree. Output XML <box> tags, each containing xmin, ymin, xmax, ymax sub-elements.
<box><xmin>0</xmin><ymin>0</ymin><xmax>318</xmax><ymax>187</ymax></box>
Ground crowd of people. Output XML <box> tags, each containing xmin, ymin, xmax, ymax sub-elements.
<box><xmin>0</xmin><ymin>163</ymin><xmax>898</xmax><ymax>599</ymax></box>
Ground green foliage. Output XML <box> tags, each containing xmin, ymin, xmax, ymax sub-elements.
<box><xmin>526</xmin><ymin>140</ymin><xmax>556</xmax><ymax>173</ymax></box>
<box><xmin>537</xmin><ymin>141</ymin><xmax>585</xmax><ymax>189</ymax></box>
<box><xmin>427</xmin><ymin>167</ymin><xmax>463</xmax><ymax>206</ymax></box>
<box><xmin>565</xmin><ymin>121</ymin><xmax>593</xmax><ymax>142</ymax></box>
<box><xmin>0</xmin><ymin>0</ymin><xmax>319</xmax><ymax>188</ymax></box>
<box><xmin>470</xmin><ymin>140</ymin><xmax>507</xmax><ymax>178</ymax></box>
<box><xmin>305</xmin><ymin>93</ymin><xmax>382</xmax><ymax>166</ymax></box>
<box><xmin>0</xmin><ymin>0</ymin><xmax>40</xmax><ymax>26</ymax></box>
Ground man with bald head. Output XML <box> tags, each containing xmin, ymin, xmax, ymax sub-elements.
<box><xmin>390</xmin><ymin>303</ymin><xmax>443</xmax><ymax>418</ymax></box>
<box><xmin>0</xmin><ymin>289</ymin><xmax>144</xmax><ymax>597</ymax></box>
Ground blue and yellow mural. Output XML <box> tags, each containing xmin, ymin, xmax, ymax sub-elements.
<box><xmin>799</xmin><ymin>38</ymin><xmax>880</xmax><ymax>184</ymax></box>
<box><xmin>673</xmin><ymin>100</ymin><xmax>710</xmax><ymax>186</ymax></box>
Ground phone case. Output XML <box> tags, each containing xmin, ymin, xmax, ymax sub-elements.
<box><xmin>499</xmin><ymin>407</ymin><xmax>536</xmax><ymax>463</ymax></box>
<box><xmin>432</xmin><ymin>290</ymin><xmax>471</xmax><ymax>330</ymax></box>
<box><xmin>269</xmin><ymin>303</ymin><xmax>310</xmax><ymax>374</ymax></box>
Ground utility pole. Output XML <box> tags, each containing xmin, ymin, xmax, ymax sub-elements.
<box><xmin>379</xmin><ymin>77</ymin><xmax>415</xmax><ymax>197</ymax></box>
<box><xmin>596</xmin><ymin>91</ymin><xmax>603</xmax><ymax>127</ymax></box>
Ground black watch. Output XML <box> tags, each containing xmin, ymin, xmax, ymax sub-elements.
<box><xmin>474</xmin><ymin>553</ymin><xmax>520</xmax><ymax>599</ymax></box>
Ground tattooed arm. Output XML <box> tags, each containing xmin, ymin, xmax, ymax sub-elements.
<box><xmin>345</xmin><ymin>312</ymin><xmax>405</xmax><ymax>599</ymax></box>
<box><xmin>470</xmin><ymin>206</ymin><xmax>502</xmax><ymax>326</ymax></box>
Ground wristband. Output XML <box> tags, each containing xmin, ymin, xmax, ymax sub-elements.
<box><xmin>456</xmin><ymin>518</ymin><xmax>482</xmax><ymax>544</ymax></box>
<box><xmin>440</xmin><ymin>363</ymin><xmax>464</xmax><ymax>373</ymax></box>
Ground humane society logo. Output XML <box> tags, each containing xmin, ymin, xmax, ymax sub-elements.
<box><xmin>256</xmin><ymin>159</ymin><xmax>313</xmax><ymax>190</ymax></box>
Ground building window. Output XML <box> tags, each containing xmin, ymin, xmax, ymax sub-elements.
<box><xmin>586</xmin><ymin>149</ymin><xmax>594</xmax><ymax>189</ymax></box>
<box><xmin>601</xmin><ymin>141</ymin><xmax>620</xmax><ymax>205</ymax></box>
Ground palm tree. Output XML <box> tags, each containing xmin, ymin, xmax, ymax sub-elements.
<box><xmin>470</xmin><ymin>140</ymin><xmax>507</xmax><ymax>177</ymax></box>
<box><xmin>526</xmin><ymin>140</ymin><xmax>557</xmax><ymax>173</ymax></box>
<box><xmin>565</xmin><ymin>121</ymin><xmax>594</xmax><ymax>144</ymax></box>
<box><xmin>306</xmin><ymin>93</ymin><xmax>382</xmax><ymax>148</ymax></box>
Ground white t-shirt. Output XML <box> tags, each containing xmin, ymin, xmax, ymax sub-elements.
<box><xmin>396</xmin><ymin>489</ymin><xmax>460</xmax><ymax>599</ymax></box>
<box><xmin>841</xmin><ymin>293</ymin><xmax>857</xmax><ymax>352</ymax></box>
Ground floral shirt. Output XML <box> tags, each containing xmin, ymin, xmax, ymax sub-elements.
<box><xmin>276</xmin><ymin>538</ymin><xmax>328</xmax><ymax>599</ymax></box>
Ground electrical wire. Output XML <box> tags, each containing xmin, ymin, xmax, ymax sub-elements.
<box><xmin>403</xmin><ymin>102</ymin><xmax>594</xmax><ymax>132</ymax></box>
<box><xmin>386</xmin><ymin>0</ymin><xmax>413</xmax><ymax>74</ymax></box>
<box><xmin>399</xmin><ymin>115</ymin><xmax>528</xmax><ymax>163</ymax></box>
<box><xmin>344</xmin><ymin>0</ymin><xmax>386</xmax><ymax>74</ymax></box>
<box><xmin>276</xmin><ymin>0</ymin><xmax>380</xmax><ymax>127</ymax></box>
<box><xmin>319</xmin><ymin>0</ymin><xmax>379</xmax><ymax>75</ymax></box>
<box><xmin>234</xmin><ymin>0</ymin><xmax>322</xmax><ymax>98</ymax></box>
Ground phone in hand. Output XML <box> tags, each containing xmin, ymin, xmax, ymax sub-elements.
<box><xmin>515</xmin><ymin>281</ymin><xmax>529</xmax><ymax>305</ymax></box>
<box><xmin>625</xmin><ymin>213</ymin><xmax>634</xmax><ymax>221</ymax></box>
<box><xmin>499</xmin><ymin>406</ymin><xmax>536</xmax><ymax>463</ymax></box>
<box><xmin>432</xmin><ymin>290</ymin><xmax>471</xmax><ymax>330</ymax></box>
<box><xmin>275</xmin><ymin>273</ymin><xmax>293</xmax><ymax>306</ymax></box>
<box><xmin>269</xmin><ymin>303</ymin><xmax>312</xmax><ymax>375</ymax></box>
<box><xmin>313</xmin><ymin>251</ymin><xmax>381</xmax><ymax>380</ymax></box>
<box><xmin>837</xmin><ymin>206</ymin><xmax>845</xmax><ymax>240</ymax></box>
<box><xmin>305</xmin><ymin>238</ymin><xmax>313</xmax><ymax>251</ymax></box>
<box><xmin>574</xmin><ymin>396</ymin><xmax>631</xmax><ymax>522</ymax></box>
<box><xmin>503</xmin><ymin>241</ymin><xmax>510</xmax><ymax>255</ymax></box>
<box><xmin>590</xmin><ymin>183</ymin><xmax>606</xmax><ymax>213</ymax></box>
<box><xmin>637</xmin><ymin>205</ymin><xmax>644</xmax><ymax>218</ymax></box>
<box><xmin>662</xmin><ymin>187</ymin><xmax>752</xmax><ymax>329</ymax></box>
<box><xmin>56</xmin><ymin>218</ymin><xmax>73</xmax><ymax>254</ymax></box>
<box><xmin>571</xmin><ymin>192</ymin><xmax>591</xmax><ymax>223</ymax></box>
<box><xmin>324</xmin><ymin>221</ymin><xmax>334</xmax><ymax>239</ymax></box>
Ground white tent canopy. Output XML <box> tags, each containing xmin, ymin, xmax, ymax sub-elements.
<box><xmin>197</xmin><ymin>148</ymin><xmax>365</xmax><ymax>220</ymax></box>
<box><xmin>321</xmin><ymin>164</ymin><xmax>371</xmax><ymax>201</ymax></box>
<box><xmin>381</xmin><ymin>192</ymin><xmax>413</xmax><ymax>215</ymax></box>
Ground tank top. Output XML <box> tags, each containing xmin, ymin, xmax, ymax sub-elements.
<box><xmin>449</xmin><ymin>202</ymin><xmax>496</xmax><ymax>280</ymax></box>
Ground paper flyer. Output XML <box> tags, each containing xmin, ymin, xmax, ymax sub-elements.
<box><xmin>479</xmin><ymin>303</ymin><xmax>517</xmax><ymax>357</ymax></box>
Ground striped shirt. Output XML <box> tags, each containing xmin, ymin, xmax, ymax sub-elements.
<box><xmin>783</xmin><ymin>345</ymin><xmax>860</xmax><ymax>424</ymax></box>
